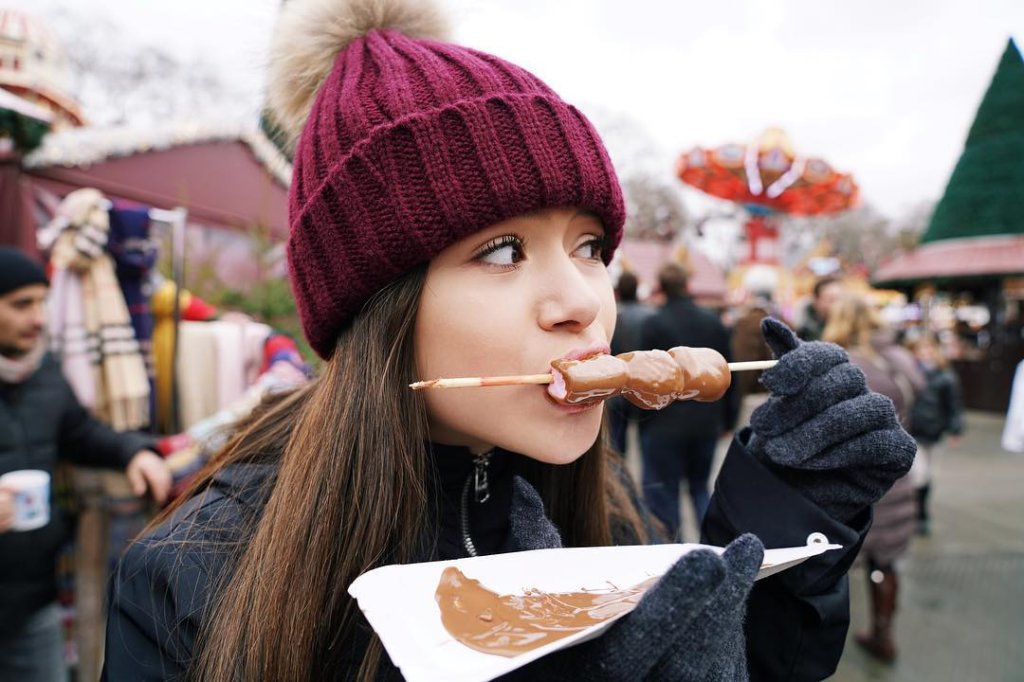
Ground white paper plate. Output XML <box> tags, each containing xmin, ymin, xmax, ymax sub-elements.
<box><xmin>348</xmin><ymin>539</ymin><xmax>841</xmax><ymax>682</ymax></box>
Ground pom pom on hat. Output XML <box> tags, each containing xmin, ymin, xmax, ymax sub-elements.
<box><xmin>267</xmin><ymin>0</ymin><xmax>449</xmax><ymax>148</ymax></box>
<box><xmin>271</xmin><ymin>0</ymin><xmax>626</xmax><ymax>358</ymax></box>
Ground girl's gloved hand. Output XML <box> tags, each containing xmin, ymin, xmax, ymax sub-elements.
<box><xmin>747</xmin><ymin>318</ymin><xmax>917</xmax><ymax>522</ymax></box>
<box><xmin>506</xmin><ymin>477</ymin><xmax>762</xmax><ymax>681</ymax></box>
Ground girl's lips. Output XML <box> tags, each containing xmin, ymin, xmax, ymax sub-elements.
<box><xmin>543</xmin><ymin>390</ymin><xmax>603</xmax><ymax>414</ymax></box>
<box><xmin>544</xmin><ymin>341</ymin><xmax>612</xmax><ymax>412</ymax></box>
<box><xmin>556</xmin><ymin>341</ymin><xmax>612</xmax><ymax>364</ymax></box>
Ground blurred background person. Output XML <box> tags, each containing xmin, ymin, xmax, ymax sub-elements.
<box><xmin>1004</xmin><ymin>358</ymin><xmax>1024</xmax><ymax>454</ymax></box>
<box><xmin>0</xmin><ymin>247</ymin><xmax>170</xmax><ymax>682</ymax></box>
<box><xmin>730</xmin><ymin>267</ymin><xmax>779</xmax><ymax>423</ymax></box>
<box><xmin>798</xmin><ymin>275</ymin><xmax>844</xmax><ymax>341</ymax></box>
<box><xmin>731</xmin><ymin>300</ymin><xmax>772</xmax><ymax>402</ymax></box>
<box><xmin>638</xmin><ymin>262</ymin><xmax>735</xmax><ymax>539</ymax></box>
<box><xmin>823</xmin><ymin>292</ymin><xmax>925</xmax><ymax>664</ymax></box>
<box><xmin>607</xmin><ymin>271</ymin><xmax>652</xmax><ymax>456</ymax></box>
<box><xmin>908</xmin><ymin>334</ymin><xmax>964</xmax><ymax>536</ymax></box>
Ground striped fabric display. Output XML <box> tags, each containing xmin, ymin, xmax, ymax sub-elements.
<box><xmin>42</xmin><ymin>189</ymin><xmax>151</xmax><ymax>431</ymax></box>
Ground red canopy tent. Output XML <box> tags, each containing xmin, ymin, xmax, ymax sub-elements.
<box><xmin>22</xmin><ymin>124</ymin><xmax>291</xmax><ymax>288</ymax></box>
<box><xmin>616</xmin><ymin>240</ymin><xmax>727</xmax><ymax>306</ymax></box>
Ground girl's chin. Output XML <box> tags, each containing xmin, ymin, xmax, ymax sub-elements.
<box><xmin>504</xmin><ymin>431</ymin><xmax>601</xmax><ymax>464</ymax></box>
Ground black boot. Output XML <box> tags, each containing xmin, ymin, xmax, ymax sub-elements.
<box><xmin>856</xmin><ymin>568</ymin><xmax>898</xmax><ymax>663</ymax></box>
<box><xmin>916</xmin><ymin>484</ymin><xmax>931</xmax><ymax>536</ymax></box>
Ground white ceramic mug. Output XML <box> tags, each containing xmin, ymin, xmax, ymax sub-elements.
<box><xmin>0</xmin><ymin>470</ymin><xmax>51</xmax><ymax>531</ymax></box>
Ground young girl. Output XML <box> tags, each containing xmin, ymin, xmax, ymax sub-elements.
<box><xmin>908</xmin><ymin>335</ymin><xmax>964</xmax><ymax>536</ymax></box>
<box><xmin>101</xmin><ymin>1</ymin><xmax>915</xmax><ymax>680</ymax></box>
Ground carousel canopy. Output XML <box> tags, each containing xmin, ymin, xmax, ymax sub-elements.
<box><xmin>0</xmin><ymin>9</ymin><xmax>84</xmax><ymax>127</ymax></box>
<box><xmin>0</xmin><ymin>86</ymin><xmax>52</xmax><ymax>123</ymax></box>
<box><xmin>676</xmin><ymin>128</ymin><xmax>858</xmax><ymax>217</ymax></box>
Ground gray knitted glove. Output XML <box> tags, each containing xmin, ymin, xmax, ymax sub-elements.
<box><xmin>747</xmin><ymin>318</ymin><xmax>918</xmax><ymax>522</ymax></box>
<box><xmin>505</xmin><ymin>477</ymin><xmax>762</xmax><ymax>681</ymax></box>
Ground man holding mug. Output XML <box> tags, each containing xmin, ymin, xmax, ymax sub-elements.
<box><xmin>0</xmin><ymin>246</ymin><xmax>170</xmax><ymax>682</ymax></box>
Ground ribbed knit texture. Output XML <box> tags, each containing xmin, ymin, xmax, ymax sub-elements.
<box><xmin>287</xmin><ymin>29</ymin><xmax>625</xmax><ymax>358</ymax></box>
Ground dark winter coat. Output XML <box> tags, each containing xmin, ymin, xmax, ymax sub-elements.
<box><xmin>609</xmin><ymin>300</ymin><xmax>654</xmax><ymax>424</ymax></box>
<box><xmin>610</xmin><ymin>300</ymin><xmax>653</xmax><ymax>357</ymax></box>
<box><xmin>796</xmin><ymin>303</ymin><xmax>826</xmax><ymax>342</ymax></box>
<box><xmin>0</xmin><ymin>354</ymin><xmax>154</xmax><ymax>633</ymax></box>
<box><xmin>847</xmin><ymin>342</ymin><xmax>924</xmax><ymax>567</ymax></box>
<box><xmin>909</xmin><ymin>365</ymin><xmax>964</xmax><ymax>445</ymax></box>
<box><xmin>639</xmin><ymin>295</ymin><xmax>739</xmax><ymax>438</ymax></box>
<box><xmin>731</xmin><ymin>306</ymin><xmax>772</xmax><ymax>398</ymax></box>
<box><xmin>102</xmin><ymin>437</ymin><xmax>867</xmax><ymax>681</ymax></box>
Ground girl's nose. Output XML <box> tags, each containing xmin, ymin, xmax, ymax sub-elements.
<box><xmin>536</xmin><ymin>258</ymin><xmax>603</xmax><ymax>333</ymax></box>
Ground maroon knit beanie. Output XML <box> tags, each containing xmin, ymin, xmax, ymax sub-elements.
<box><xmin>269</xmin><ymin>0</ymin><xmax>625</xmax><ymax>359</ymax></box>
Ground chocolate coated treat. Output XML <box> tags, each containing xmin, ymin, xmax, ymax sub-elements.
<box><xmin>549</xmin><ymin>354</ymin><xmax>629</xmax><ymax>404</ymax></box>
<box><xmin>668</xmin><ymin>346</ymin><xmax>731</xmax><ymax>403</ymax></box>
<box><xmin>616</xmin><ymin>349</ymin><xmax>685</xmax><ymax>409</ymax></box>
<box><xmin>547</xmin><ymin>347</ymin><xmax>730</xmax><ymax>409</ymax></box>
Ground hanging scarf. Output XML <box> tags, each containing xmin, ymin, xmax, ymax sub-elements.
<box><xmin>41</xmin><ymin>188</ymin><xmax>151</xmax><ymax>430</ymax></box>
<box><xmin>0</xmin><ymin>340</ymin><xmax>46</xmax><ymax>385</ymax></box>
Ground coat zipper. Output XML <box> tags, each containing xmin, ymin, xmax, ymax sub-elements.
<box><xmin>460</xmin><ymin>452</ymin><xmax>491</xmax><ymax>557</ymax></box>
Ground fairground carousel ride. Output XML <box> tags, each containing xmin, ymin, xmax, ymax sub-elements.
<box><xmin>675</xmin><ymin>128</ymin><xmax>859</xmax><ymax>303</ymax></box>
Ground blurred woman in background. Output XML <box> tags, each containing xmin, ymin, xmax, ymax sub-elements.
<box><xmin>824</xmin><ymin>293</ymin><xmax>925</xmax><ymax>663</ymax></box>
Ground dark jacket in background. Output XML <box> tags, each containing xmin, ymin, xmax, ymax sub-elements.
<box><xmin>731</xmin><ymin>306</ymin><xmax>773</xmax><ymax>399</ymax></box>
<box><xmin>608</xmin><ymin>300</ymin><xmax>654</xmax><ymax>443</ymax></box>
<box><xmin>639</xmin><ymin>295</ymin><xmax>738</xmax><ymax>438</ymax></box>
<box><xmin>796</xmin><ymin>303</ymin><xmax>826</xmax><ymax>342</ymax></box>
<box><xmin>611</xmin><ymin>300</ymin><xmax>653</xmax><ymax>356</ymax></box>
<box><xmin>103</xmin><ymin>441</ymin><xmax>865</xmax><ymax>681</ymax></box>
<box><xmin>910</xmin><ymin>365</ymin><xmax>964</xmax><ymax>445</ymax></box>
<box><xmin>848</xmin><ymin>340</ymin><xmax>924</xmax><ymax>568</ymax></box>
<box><xmin>0</xmin><ymin>354</ymin><xmax>154</xmax><ymax>633</ymax></box>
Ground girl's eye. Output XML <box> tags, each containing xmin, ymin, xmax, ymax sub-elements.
<box><xmin>475</xmin><ymin>235</ymin><xmax>525</xmax><ymax>267</ymax></box>
<box><xmin>575</xmin><ymin>235</ymin><xmax>607</xmax><ymax>261</ymax></box>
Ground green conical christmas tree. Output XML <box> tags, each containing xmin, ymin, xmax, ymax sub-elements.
<box><xmin>922</xmin><ymin>38</ymin><xmax>1024</xmax><ymax>243</ymax></box>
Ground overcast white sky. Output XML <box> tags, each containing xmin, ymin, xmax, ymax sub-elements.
<box><xmin>29</xmin><ymin>0</ymin><xmax>1024</xmax><ymax>221</ymax></box>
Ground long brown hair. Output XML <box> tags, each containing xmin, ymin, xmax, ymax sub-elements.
<box><xmin>151</xmin><ymin>266</ymin><xmax>649</xmax><ymax>681</ymax></box>
<box><xmin>822</xmin><ymin>292</ymin><xmax>883</xmax><ymax>351</ymax></box>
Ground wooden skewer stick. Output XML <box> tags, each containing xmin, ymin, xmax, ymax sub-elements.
<box><xmin>409</xmin><ymin>360</ymin><xmax>778</xmax><ymax>390</ymax></box>
<box><xmin>410</xmin><ymin>374</ymin><xmax>554</xmax><ymax>390</ymax></box>
<box><xmin>725</xmin><ymin>360</ymin><xmax>778</xmax><ymax>372</ymax></box>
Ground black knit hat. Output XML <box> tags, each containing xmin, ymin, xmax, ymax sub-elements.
<box><xmin>0</xmin><ymin>246</ymin><xmax>49</xmax><ymax>297</ymax></box>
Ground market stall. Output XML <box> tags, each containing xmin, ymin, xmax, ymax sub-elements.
<box><xmin>873</xmin><ymin>39</ymin><xmax>1024</xmax><ymax>412</ymax></box>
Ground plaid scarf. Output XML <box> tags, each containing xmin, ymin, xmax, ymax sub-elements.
<box><xmin>41</xmin><ymin>189</ymin><xmax>150</xmax><ymax>430</ymax></box>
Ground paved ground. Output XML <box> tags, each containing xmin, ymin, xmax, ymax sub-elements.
<box><xmin>624</xmin><ymin>409</ymin><xmax>1023</xmax><ymax>682</ymax></box>
<box><xmin>831</xmin><ymin>411</ymin><xmax>1024</xmax><ymax>682</ymax></box>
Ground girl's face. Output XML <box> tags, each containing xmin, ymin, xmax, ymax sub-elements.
<box><xmin>415</xmin><ymin>207</ymin><xmax>616</xmax><ymax>463</ymax></box>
